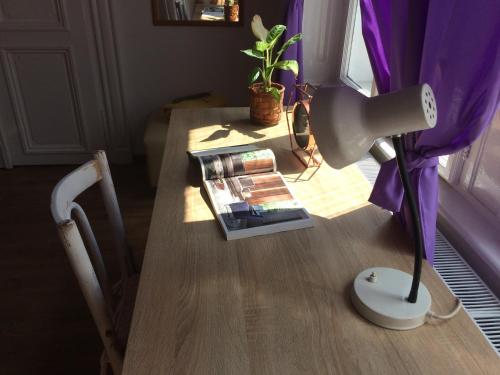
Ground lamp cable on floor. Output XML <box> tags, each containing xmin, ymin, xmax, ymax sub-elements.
<box><xmin>427</xmin><ymin>298</ymin><xmax>462</xmax><ymax>321</ymax></box>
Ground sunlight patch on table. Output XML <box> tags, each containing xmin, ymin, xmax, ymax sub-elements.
<box><xmin>286</xmin><ymin>163</ymin><xmax>372</xmax><ymax>220</ymax></box>
<box><xmin>183</xmin><ymin>186</ymin><xmax>214</xmax><ymax>223</ymax></box>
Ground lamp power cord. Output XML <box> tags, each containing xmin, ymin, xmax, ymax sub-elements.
<box><xmin>426</xmin><ymin>297</ymin><xmax>462</xmax><ymax>321</ymax></box>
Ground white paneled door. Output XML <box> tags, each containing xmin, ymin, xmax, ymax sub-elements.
<box><xmin>0</xmin><ymin>0</ymin><xmax>130</xmax><ymax>167</ymax></box>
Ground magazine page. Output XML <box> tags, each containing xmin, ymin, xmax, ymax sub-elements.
<box><xmin>199</xmin><ymin>149</ymin><xmax>277</xmax><ymax>180</ymax></box>
<box><xmin>204</xmin><ymin>172</ymin><xmax>312</xmax><ymax>240</ymax></box>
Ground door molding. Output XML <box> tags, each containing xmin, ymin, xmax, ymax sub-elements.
<box><xmin>1</xmin><ymin>47</ymin><xmax>89</xmax><ymax>154</ymax></box>
<box><xmin>0</xmin><ymin>0</ymin><xmax>131</xmax><ymax>166</ymax></box>
<box><xmin>88</xmin><ymin>0</ymin><xmax>131</xmax><ymax>163</ymax></box>
<box><xmin>0</xmin><ymin>0</ymin><xmax>68</xmax><ymax>31</ymax></box>
<box><xmin>0</xmin><ymin>120</ymin><xmax>11</xmax><ymax>168</ymax></box>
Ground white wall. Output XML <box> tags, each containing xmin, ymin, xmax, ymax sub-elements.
<box><xmin>110</xmin><ymin>0</ymin><xmax>287</xmax><ymax>153</ymax></box>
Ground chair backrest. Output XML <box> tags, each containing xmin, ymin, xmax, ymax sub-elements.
<box><xmin>51</xmin><ymin>151</ymin><xmax>135</xmax><ymax>374</ymax></box>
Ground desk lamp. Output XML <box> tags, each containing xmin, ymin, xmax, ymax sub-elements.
<box><xmin>310</xmin><ymin>83</ymin><xmax>437</xmax><ymax>330</ymax></box>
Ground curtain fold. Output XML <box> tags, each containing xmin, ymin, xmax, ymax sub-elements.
<box><xmin>279</xmin><ymin>0</ymin><xmax>304</xmax><ymax>102</ymax></box>
<box><xmin>360</xmin><ymin>0</ymin><xmax>500</xmax><ymax>263</ymax></box>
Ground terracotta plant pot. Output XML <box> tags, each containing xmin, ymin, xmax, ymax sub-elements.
<box><xmin>249</xmin><ymin>83</ymin><xmax>285</xmax><ymax>126</ymax></box>
<box><xmin>224</xmin><ymin>4</ymin><xmax>239</xmax><ymax>22</ymax></box>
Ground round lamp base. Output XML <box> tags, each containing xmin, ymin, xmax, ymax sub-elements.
<box><xmin>351</xmin><ymin>267</ymin><xmax>431</xmax><ymax>330</ymax></box>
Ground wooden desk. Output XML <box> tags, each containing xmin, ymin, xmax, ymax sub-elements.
<box><xmin>123</xmin><ymin>108</ymin><xmax>499</xmax><ymax>374</ymax></box>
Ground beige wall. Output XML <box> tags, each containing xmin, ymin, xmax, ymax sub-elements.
<box><xmin>110</xmin><ymin>0</ymin><xmax>287</xmax><ymax>153</ymax></box>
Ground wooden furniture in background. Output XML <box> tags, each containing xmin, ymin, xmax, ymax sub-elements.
<box><xmin>51</xmin><ymin>151</ymin><xmax>139</xmax><ymax>375</ymax></box>
<box><xmin>123</xmin><ymin>107</ymin><xmax>500</xmax><ymax>374</ymax></box>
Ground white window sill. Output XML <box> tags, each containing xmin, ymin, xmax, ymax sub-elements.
<box><xmin>370</xmin><ymin>141</ymin><xmax>500</xmax><ymax>298</ymax></box>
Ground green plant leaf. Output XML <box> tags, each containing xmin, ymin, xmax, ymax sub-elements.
<box><xmin>241</xmin><ymin>49</ymin><xmax>264</xmax><ymax>59</ymax></box>
<box><xmin>247</xmin><ymin>67</ymin><xmax>261</xmax><ymax>85</ymax></box>
<box><xmin>268</xmin><ymin>87</ymin><xmax>281</xmax><ymax>102</ymax></box>
<box><xmin>274</xmin><ymin>60</ymin><xmax>299</xmax><ymax>77</ymax></box>
<box><xmin>266</xmin><ymin>25</ymin><xmax>286</xmax><ymax>45</ymax></box>
<box><xmin>277</xmin><ymin>33</ymin><xmax>303</xmax><ymax>57</ymax></box>
<box><xmin>255</xmin><ymin>41</ymin><xmax>269</xmax><ymax>52</ymax></box>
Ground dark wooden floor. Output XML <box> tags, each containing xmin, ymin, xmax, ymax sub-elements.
<box><xmin>0</xmin><ymin>159</ymin><xmax>155</xmax><ymax>375</ymax></box>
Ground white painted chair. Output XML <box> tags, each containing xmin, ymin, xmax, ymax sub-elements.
<box><xmin>51</xmin><ymin>150</ymin><xmax>138</xmax><ymax>375</ymax></box>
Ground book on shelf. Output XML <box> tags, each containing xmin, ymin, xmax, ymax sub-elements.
<box><xmin>188</xmin><ymin>145</ymin><xmax>313</xmax><ymax>240</ymax></box>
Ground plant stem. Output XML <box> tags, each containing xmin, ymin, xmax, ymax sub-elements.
<box><xmin>262</xmin><ymin>57</ymin><xmax>265</xmax><ymax>87</ymax></box>
<box><xmin>269</xmin><ymin>45</ymin><xmax>273</xmax><ymax>80</ymax></box>
<box><xmin>265</xmin><ymin>49</ymin><xmax>271</xmax><ymax>89</ymax></box>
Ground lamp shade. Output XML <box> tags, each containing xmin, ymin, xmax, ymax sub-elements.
<box><xmin>310</xmin><ymin>84</ymin><xmax>437</xmax><ymax>169</ymax></box>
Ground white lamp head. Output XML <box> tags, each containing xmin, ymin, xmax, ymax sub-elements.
<box><xmin>310</xmin><ymin>84</ymin><xmax>437</xmax><ymax>169</ymax></box>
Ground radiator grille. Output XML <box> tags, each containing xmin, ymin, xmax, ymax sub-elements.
<box><xmin>434</xmin><ymin>232</ymin><xmax>500</xmax><ymax>354</ymax></box>
<box><xmin>356</xmin><ymin>155</ymin><xmax>500</xmax><ymax>355</ymax></box>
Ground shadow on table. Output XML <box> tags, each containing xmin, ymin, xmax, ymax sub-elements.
<box><xmin>201</xmin><ymin>120</ymin><xmax>269</xmax><ymax>143</ymax></box>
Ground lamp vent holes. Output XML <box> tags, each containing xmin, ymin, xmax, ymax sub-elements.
<box><xmin>423</xmin><ymin>88</ymin><xmax>436</xmax><ymax>121</ymax></box>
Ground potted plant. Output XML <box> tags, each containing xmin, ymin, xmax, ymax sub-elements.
<box><xmin>242</xmin><ymin>15</ymin><xmax>302</xmax><ymax>126</ymax></box>
<box><xmin>224</xmin><ymin>0</ymin><xmax>239</xmax><ymax>22</ymax></box>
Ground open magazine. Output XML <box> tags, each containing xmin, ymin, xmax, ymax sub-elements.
<box><xmin>189</xmin><ymin>145</ymin><xmax>313</xmax><ymax>240</ymax></box>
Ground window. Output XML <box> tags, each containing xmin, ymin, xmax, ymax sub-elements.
<box><xmin>340</xmin><ymin>0</ymin><xmax>374</xmax><ymax>96</ymax></box>
<box><xmin>441</xmin><ymin>111</ymin><xmax>500</xmax><ymax>221</ymax></box>
<box><xmin>302</xmin><ymin>0</ymin><xmax>374</xmax><ymax>90</ymax></box>
<box><xmin>340</xmin><ymin>0</ymin><xmax>499</xmax><ymax>228</ymax></box>
<box><xmin>312</xmin><ymin>0</ymin><xmax>499</xmax><ymax>227</ymax></box>
<box><xmin>438</xmin><ymin>111</ymin><xmax>500</xmax><ymax>298</ymax></box>
<box><xmin>302</xmin><ymin>0</ymin><xmax>345</xmax><ymax>86</ymax></box>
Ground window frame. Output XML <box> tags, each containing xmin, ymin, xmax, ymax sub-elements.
<box><xmin>339</xmin><ymin>0</ymin><xmax>373</xmax><ymax>97</ymax></box>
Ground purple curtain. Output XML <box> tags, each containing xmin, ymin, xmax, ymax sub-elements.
<box><xmin>360</xmin><ymin>0</ymin><xmax>500</xmax><ymax>263</ymax></box>
<box><xmin>279</xmin><ymin>0</ymin><xmax>304</xmax><ymax>103</ymax></box>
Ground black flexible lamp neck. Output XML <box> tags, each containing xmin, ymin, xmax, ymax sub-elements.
<box><xmin>392</xmin><ymin>135</ymin><xmax>424</xmax><ymax>303</ymax></box>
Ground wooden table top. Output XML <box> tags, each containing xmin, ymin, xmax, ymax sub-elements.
<box><xmin>123</xmin><ymin>107</ymin><xmax>500</xmax><ymax>375</ymax></box>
